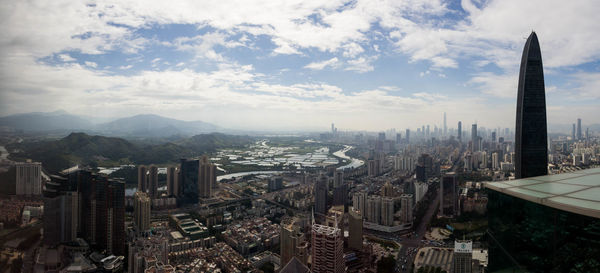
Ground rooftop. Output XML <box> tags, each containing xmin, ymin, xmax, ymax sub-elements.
<box><xmin>486</xmin><ymin>168</ymin><xmax>600</xmax><ymax>219</ymax></box>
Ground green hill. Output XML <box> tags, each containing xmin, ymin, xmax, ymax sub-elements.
<box><xmin>7</xmin><ymin>132</ymin><xmax>253</xmax><ymax>173</ymax></box>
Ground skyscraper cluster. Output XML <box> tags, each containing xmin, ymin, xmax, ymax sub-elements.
<box><xmin>44</xmin><ymin>169</ymin><xmax>125</xmax><ymax>255</ymax></box>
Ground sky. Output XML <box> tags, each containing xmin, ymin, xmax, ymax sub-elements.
<box><xmin>0</xmin><ymin>0</ymin><xmax>599</xmax><ymax>132</ymax></box>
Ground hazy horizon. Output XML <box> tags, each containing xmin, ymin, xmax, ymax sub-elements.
<box><xmin>1</xmin><ymin>0</ymin><xmax>599</xmax><ymax>131</ymax></box>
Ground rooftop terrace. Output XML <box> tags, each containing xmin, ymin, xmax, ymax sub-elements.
<box><xmin>486</xmin><ymin>168</ymin><xmax>600</xmax><ymax>219</ymax></box>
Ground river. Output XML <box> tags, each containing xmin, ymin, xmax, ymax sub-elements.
<box><xmin>124</xmin><ymin>145</ymin><xmax>362</xmax><ymax>196</ymax></box>
<box><xmin>333</xmin><ymin>145</ymin><xmax>364</xmax><ymax>170</ymax></box>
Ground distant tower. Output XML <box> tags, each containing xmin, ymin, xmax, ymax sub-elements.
<box><xmin>572</xmin><ymin>123</ymin><xmax>576</xmax><ymax>140</ymax></box>
<box><xmin>199</xmin><ymin>156</ymin><xmax>216</xmax><ymax>198</ymax></box>
<box><xmin>471</xmin><ymin>124</ymin><xmax>478</xmax><ymax>151</ymax></box>
<box><xmin>167</xmin><ymin>166</ymin><xmax>178</xmax><ymax>197</ymax></box>
<box><xmin>577</xmin><ymin>118</ymin><xmax>582</xmax><ymax>140</ymax></box>
<box><xmin>405</xmin><ymin>129</ymin><xmax>410</xmax><ymax>144</ymax></box>
<box><xmin>515</xmin><ymin>32</ymin><xmax>548</xmax><ymax>179</ymax></box>
<box><xmin>458</xmin><ymin>121</ymin><xmax>462</xmax><ymax>142</ymax></box>
<box><xmin>148</xmin><ymin>165</ymin><xmax>158</xmax><ymax>198</ymax></box>
<box><xmin>137</xmin><ymin>165</ymin><xmax>147</xmax><ymax>193</ymax></box>
<box><xmin>331</xmin><ymin>123</ymin><xmax>335</xmax><ymax>133</ymax></box>
<box><xmin>443</xmin><ymin>112</ymin><xmax>447</xmax><ymax>137</ymax></box>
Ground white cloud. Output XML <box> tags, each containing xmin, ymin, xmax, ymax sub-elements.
<box><xmin>304</xmin><ymin>57</ymin><xmax>341</xmax><ymax>70</ymax></box>
<box><xmin>345</xmin><ymin>56</ymin><xmax>378</xmax><ymax>73</ymax></box>
<box><xmin>58</xmin><ymin>54</ymin><xmax>75</xmax><ymax>62</ymax></box>
<box><xmin>84</xmin><ymin>61</ymin><xmax>98</xmax><ymax>68</ymax></box>
<box><xmin>119</xmin><ymin>65</ymin><xmax>133</xmax><ymax>70</ymax></box>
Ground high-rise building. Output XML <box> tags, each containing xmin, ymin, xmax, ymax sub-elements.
<box><xmin>440</xmin><ymin>173</ymin><xmax>457</xmax><ymax>217</ymax></box>
<box><xmin>381</xmin><ymin>197</ymin><xmax>395</xmax><ymax>226</ymax></box>
<box><xmin>453</xmin><ymin>240</ymin><xmax>473</xmax><ymax>273</ymax></box>
<box><xmin>167</xmin><ymin>166</ymin><xmax>178</xmax><ymax>197</ymax></box>
<box><xmin>515</xmin><ymin>32</ymin><xmax>548</xmax><ymax>179</ymax></box>
<box><xmin>15</xmin><ymin>161</ymin><xmax>42</xmax><ymax>196</ymax></box>
<box><xmin>315</xmin><ymin>173</ymin><xmax>328</xmax><ymax>215</ymax></box>
<box><xmin>352</xmin><ymin>191</ymin><xmax>367</xmax><ymax>219</ymax></box>
<box><xmin>471</xmin><ymin>124</ymin><xmax>478</xmax><ymax>152</ymax></box>
<box><xmin>70</xmin><ymin>170</ymin><xmax>97</xmax><ymax>245</ymax></box>
<box><xmin>366</xmin><ymin>196</ymin><xmax>381</xmax><ymax>224</ymax></box>
<box><xmin>400</xmin><ymin>194</ymin><xmax>413</xmax><ymax>224</ymax></box>
<box><xmin>280</xmin><ymin>218</ymin><xmax>308</xmax><ymax>266</ymax></box>
<box><xmin>43</xmin><ymin>175</ymin><xmax>78</xmax><ymax>246</ymax></box>
<box><xmin>414</xmin><ymin>182</ymin><xmax>428</xmax><ymax>203</ymax></box>
<box><xmin>396</xmin><ymin>133</ymin><xmax>402</xmax><ymax>144</ymax></box>
<box><xmin>311</xmin><ymin>222</ymin><xmax>345</xmax><ymax>273</ymax></box>
<box><xmin>95</xmin><ymin>177</ymin><xmax>125</xmax><ymax>255</ymax></box>
<box><xmin>179</xmin><ymin>159</ymin><xmax>200</xmax><ymax>205</ymax></box>
<box><xmin>134</xmin><ymin>192</ymin><xmax>151</xmax><ymax>233</ymax></box>
<box><xmin>333</xmin><ymin>170</ymin><xmax>344</xmax><ymax>188</ymax></box>
<box><xmin>348</xmin><ymin>209</ymin><xmax>363</xmax><ymax>251</ymax></box>
<box><xmin>332</xmin><ymin>184</ymin><xmax>346</xmax><ymax>207</ymax></box>
<box><xmin>405</xmin><ymin>129</ymin><xmax>410</xmax><ymax>144</ymax></box>
<box><xmin>148</xmin><ymin>165</ymin><xmax>158</xmax><ymax>198</ymax></box>
<box><xmin>199</xmin><ymin>156</ymin><xmax>216</xmax><ymax>198</ymax></box>
<box><xmin>137</xmin><ymin>165</ymin><xmax>147</xmax><ymax>193</ymax></box>
<box><xmin>458</xmin><ymin>121</ymin><xmax>462</xmax><ymax>142</ymax></box>
<box><xmin>577</xmin><ymin>118</ymin><xmax>582</xmax><ymax>140</ymax></box>
<box><xmin>572</xmin><ymin>123</ymin><xmax>576</xmax><ymax>140</ymax></box>
<box><xmin>443</xmin><ymin>112</ymin><xmax>447</xmax><ymax>136</ymax></box>
<box><xmin>269</xmin><ymin>176</ymin><xmax>284</xmax><ymax>192</ymax></box>
<box><xmin>492</xmin><ymin>152</ymin><xmax>500</xmax><ymax>170</ymax></box>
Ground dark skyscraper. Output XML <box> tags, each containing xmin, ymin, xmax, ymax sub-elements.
<box><xmin>179</xmin><ymin>158</ymin><xmax>200</xmax><ymax>205</ymax></box>
<box><xmin>572</xmin><ymin>123</ymin><xmax>576</xmax><ymax>140</ymax></box>
<box><xmin>314</xmin><ymin>173</ymin><xmax>328</xmax><ymax>215</ymax></box>
<box><xmin>458</xmin><ymin>121</ymin><xmax>462</xmax><ymax>141</ymax></box>
<box><xmin>137</xmin><ymin>165</ymin><xmax>147</xmax><ymax>193</ymax></box>
<box><xmin>405</xmin><ymin>129</ymin><xmax>410</xmax><ymax>143</ymax></box>
<box><xmin>148</xmin><ymin>165</ymin><xmax>158</xmax><ymax>198</ymax></box>
<box><xmin>515</xmin><ymin>32</ymin><xmax>548</xmax><ymax>179</ymax></box>
<box><xmin>577</xmin><ymin>118</ymin><xmax>582</xmax><ymax>140</ymax></box>
<box><xmin>95</xmin><ymin>177</ymin><xmax>125</xmax><ymax>255</ymax></box>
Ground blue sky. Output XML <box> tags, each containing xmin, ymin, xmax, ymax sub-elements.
<box><xmin>0</xmin><ymin>0</ymin><xmax>599</xmax><ymax>131</ymax></box>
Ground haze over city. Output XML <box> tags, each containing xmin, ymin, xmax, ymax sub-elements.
<box><xmin>1</xmin><ymin>0</ymin><xmax>599</xmax><ymax>131</ymax></box>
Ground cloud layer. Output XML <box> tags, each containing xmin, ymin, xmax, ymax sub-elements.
<box><xmin>0</xmin><ymin>0</ymin><xmax>599</xmax><ymax>131</ymax></box>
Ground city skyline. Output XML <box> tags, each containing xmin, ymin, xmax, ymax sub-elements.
<box><xmin>1</xmin><ymin>0</ymin><xmax>599</xmax><ymax>131</ymax></box>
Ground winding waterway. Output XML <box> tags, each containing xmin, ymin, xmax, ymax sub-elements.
<box><xmin>334</xmin><ymin>145</ymin><xmax>364</xmax><ymax>170</ymax></box>
<box><xmin>125</xmin><ymin>145</ymin><xmax>363</xmax><ymax>196</ymax></box>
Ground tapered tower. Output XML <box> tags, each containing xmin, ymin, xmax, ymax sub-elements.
<box><xmin>515</xmin><ymin>32</ymin><xmax>547</xmax><ymax>179</ymax></box>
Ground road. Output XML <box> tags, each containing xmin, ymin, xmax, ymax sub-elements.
<box><xmin>396</xmin><ymin>192</ymin><xmax>439</xmax><ymax>272</ymax></box>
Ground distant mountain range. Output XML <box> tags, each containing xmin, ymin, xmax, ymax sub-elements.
<box><xmin>7</xmin><ymin>132</ymin><xmax>253</xmax><ymax>173</ymax></box>
<box><xmin>0</xmin><ymin>111</ymin><xmax>220</xmax><ymax>137</ymax></box>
